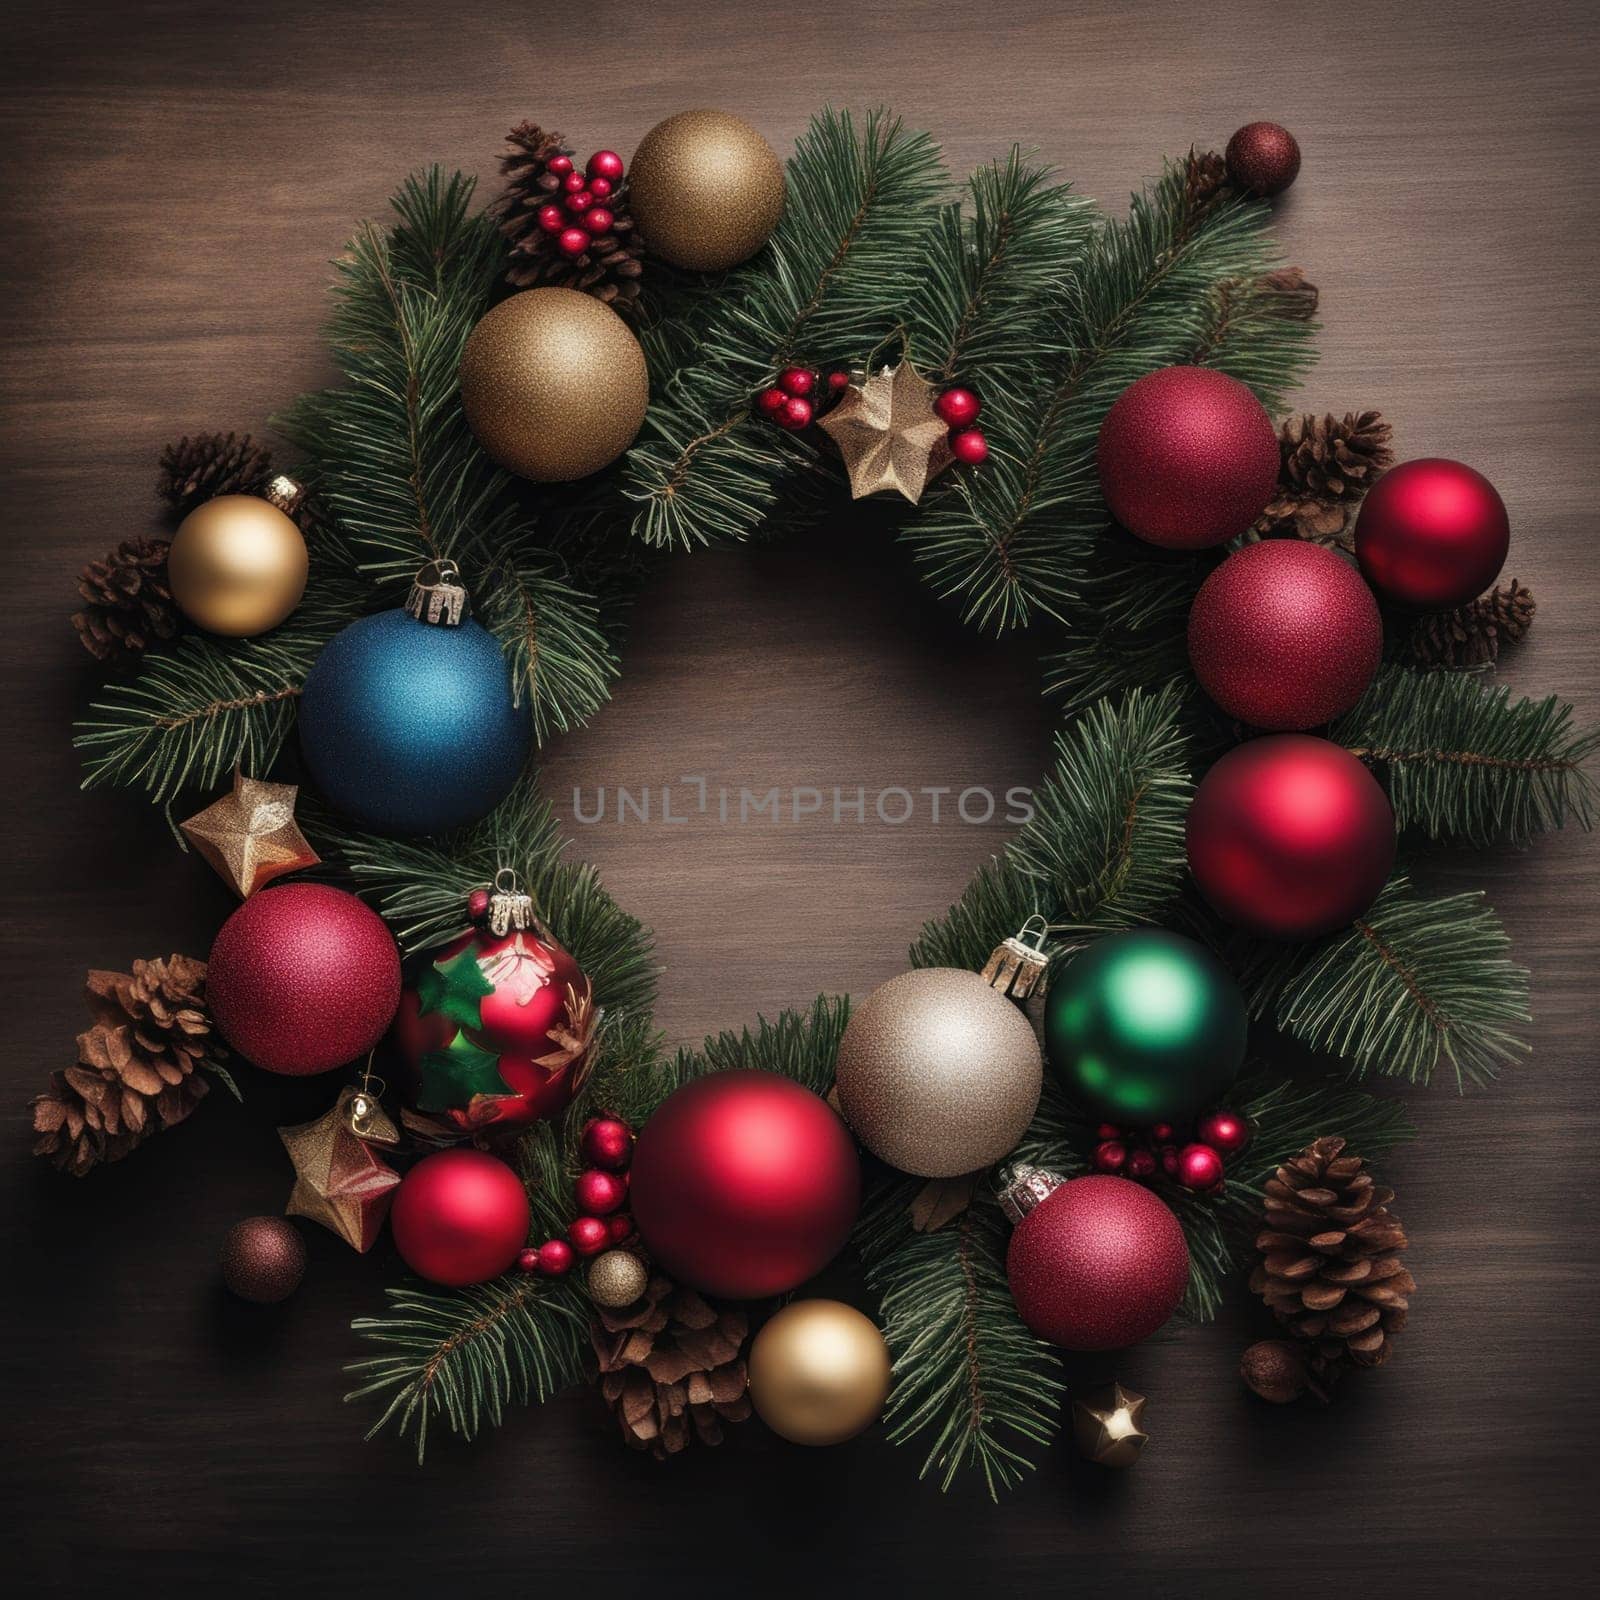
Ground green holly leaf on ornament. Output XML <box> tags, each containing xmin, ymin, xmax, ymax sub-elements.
<box><xmin>415</xmin><ymin>946</ymin><xmax>495</xmax><ymax>1032</ymax></box>
<box><xmin>416</xmin><ymin>1031</ymin><xmax>511</xmax><ymax>1112</ymax></box>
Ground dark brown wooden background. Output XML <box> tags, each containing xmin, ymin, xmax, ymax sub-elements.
<box><xmin>4</xmin><ymin>2</ymin><xmax>1598</xmax><ymax>1595</ymax></box>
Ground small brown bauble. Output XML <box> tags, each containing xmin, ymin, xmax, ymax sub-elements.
<box><xmin>459</xmin><ymin>288</ymin><xmax>649</xmax><ymax>482</ymax></box>
<box><xmin>747</xmin><ymin>1299</ymin><xmax>890</xmax><ymax>1446</ymax></box>
<box><xmin>627</xmin><ymin>110</ymin><xmax>785</xmax><ymax>272</ymax></box>
<box><xmin>167</xmin><ymin>493</ymin><xmax>308</xmax><ymax>636</ymax></box>
<box><xmin>1225</xmin><ymin>121</ymin><xmax>1302</xmax><ymax>197</ymax></box>
<box><xmin>220</xmin><ymin>1216</ymin><xmax>306</xmax><ymax>1304</ymax></box>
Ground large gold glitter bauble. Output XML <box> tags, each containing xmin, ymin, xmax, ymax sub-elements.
<box><xmin>835</xmin><ymin>967</ymin><xmax>1042</xmax><ymax>1178</ymax></box>
<box><xmin>459</xmin><ymin>288</ymin><xmax>649</xmax><ymax>481</ymax></box>
<box><xmin>167</xmin><ymin>491</ymin><xmax>307</xmax><ymax>636</ymax></box>
<box><xmin>627</xmin><ymin>110</ymin><xmax>785</xmax><ymax>272</ymax></box>
<box><xmin>747</xmin><ymin>1299</ymin><xmax>890</xmax><ymax>1446</ymax></box>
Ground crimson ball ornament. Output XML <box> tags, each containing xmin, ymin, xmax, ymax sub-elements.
<box><xmin>1097</xmin><ymin>366</ymin><xmax>1279</xmax><ymax>549</ymax></box>
<box><xmin>1354</xmin><ymin>457</ymin><xmax>1510</xmax><ymax>609</ymax></box>
<box><xmin>1187</xmin><ymin>735</ymin><xmax>1396</xmax><ymax>940</ymax></box>
<box><xmin>1225</xmin><ymin>121</ymin><xmax>1302</xmax><ymax>196</ymax></box>
<box><xmin>1004</xmin><ymin>1173</ymin><xmax>1189</xmax><ymax>1350</ymax></box>
<box><xmin>1187</xmin><ymin>540</ymin><xmax>1382</xmax><ymax>729</ymax></box>
<box><xmin>630</xmin><ymin>1070</ymin><xmax>860</xmax><ymax>1299</ymax></box>
<box><xmin>207</xmin><ymin>883</ymin><xmax>400</xmax><ymax>1075</ymax></box>
<box><xmin>390</xmin><ymin>1148</ymin><xmax>530</xmax><ymax>1286</ymax></box>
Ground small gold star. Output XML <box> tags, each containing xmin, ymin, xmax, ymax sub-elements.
<box><xmin>816</xmin><ymin>362</ymin><xmax>954</xmax><ymax>503</ymax></box>
<box><xmin>180</xmin><ymin>769</ymin><xmax>319</xmax><ymax>898</ymax></box>
<box><xmin>1072</xmin><ymin>1382</ymin><xmax>1149</xmax><ymax>1468</ymax></box>
<box><xmin>279</xmin><ymin>1087</ymin><xmax>401</xmax><ymax>1253</ymax></box>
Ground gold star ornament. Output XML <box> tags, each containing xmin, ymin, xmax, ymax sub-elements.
<box><xmin>279</xmin><ymin>1086</ymin><xmax>401</xmax><ymax>1252</ymax></box>
<box><xmin>816</xmin><ymin>361</ymin><xmax>954</xmax><ymax>504</ymax></box>
<box><xmin>180</xmin><ymin>770</ymin><xmax>319</xmax><ymax>897</ymax></box>
<box><xmin>1072</xmin><ymin>1382</ymin><xmax>1149</xmax><ymax>1468</ymax></box>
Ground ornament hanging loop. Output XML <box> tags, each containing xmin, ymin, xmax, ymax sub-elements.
<box><xmin>406</xmin><ymin>559</ymin><xmax>470</xmax><ymax>626</ymax></box>
<box><xmin>981</xmin><ymin>915</ymin><xmax>1051</xmax><ymax>999</ymax></box>
<box><xmin>489</xmin><ymin>867</ymin><xmax>535</xmax><ymax>936</ymax></box>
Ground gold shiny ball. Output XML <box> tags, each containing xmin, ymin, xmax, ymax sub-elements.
<box><xmin>587</xmin><ymin>1249</ymin><xmax>649</xmax><ymax>1309</ymax></box>
<box><xmin>835</xmin><ymin>967</ymin><xmax>1043</xmax><ymax>1178</ymax></box>
<box><xmin>167</xmin><ymin>494</ymin><xmax>308</xmax><ymax>637</ymax></box>
<box><xmin>459</xmin><ymin>288</ymin><xmax>649</xmax><ymax>482</ymax></box>
<box><xmin>627</xmin><ymin>110</ymin><xmax>785</xmax><ymax>272</ymax></box>
<box><xmin>747</xmin><ymin>1299</ymin><xmax>891</xmax><ymax>1447</ymax></box>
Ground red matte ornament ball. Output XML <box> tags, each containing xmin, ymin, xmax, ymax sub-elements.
<box><xmin>950</xmin><ymin>427</ymin><xmax>988</xmax><ymax>464</ymax></box>
<box><xmin>1097</xmin><ymin>366</ymin><xmax>1279</xmax><ymax>549</ymax></box>
<box><xmin>537</xmin><ymin>1238</ymin><xmax>574</xmax><ymax>1276</ymax></box>
<box><xmin>777</xmin><ymin>396</ymin><xmax>813</xmax><ymax>431</ymax></box>
<box><xmin>545</xmin><ymin>154</ymin><xmax>574</xmax><ymax>177</ymax></box>
<box><xmin>1176</xmin><ymin>1142</ymin><xmax>1226</xmax><ymax>1193</ymax></box>
<box><xmin>557</xmin><ymin>227</ymin><xmax>590</xmax><ymax>258</ymax></box>
<box><xmin>1187</xmin><ymin>735</ymin><xmax>1396</xmax><ymax>940</ymax></box>
<box><xmin>1187</xmin><ymin>540</ymin><xmax>1382</xmax><ymax>729</ymax></box>
<box><xmin>588</xmin><ymin>176</ymin><xmax>613</xmax><ymax>201</ymax></box>
<box><xmin>561</xmin><ymin>169</ymin><xmax>587</xmax><ymax>194</ymax></box>
<box><xmin>581</xmin><ymin>1115</ymin><xmax>633</xmax><ymax>1171</ymax></box>
<box><xmin>536</xmin><ymin>203</ymin><xmax>565</xmax><ymax>234</ymax></box>
<box><xmin>1225</xmin><ymin>121</ymin><xmax>1302</xmax><ymax>197</ymax></box>
<box><xmin>583</xmin><ymin>207</ymin><xmax>615</xmax><ymax>236</ymax></box>
<box><xmin>1006</xmin><ymin>1175</ymin><xmax>1190</xmax><ymax>1350</ymax></box>
<box><xmin>630</xmin><ymin>1069</ymin><xmax>860</xmax><ymax>1299</ymax></box>
<box><xmin>935</xmin><ymin>387</ymin><xmax>981</xmax><ymax>428</ymax></box>
<box><xmin>1196</xmin><ymin>1108</ymin><xmax>1250</xmax><ymax>1156</ymax></box>
<box><xmin>391</xmin><ymin>1149</ymin><xmax>530</xmax><ymax>1286</ymax></box>
<box><xmin>587</xmin><ymin>149</ymin><xmax>625</xmax><ymax>182</ymax></box>
<box><xmin>206</xmin><ymin>883</ymin><xmax>400</xmax><ymax>1076</ymax></box>
<box><xmin>777</xmin><ymin>366</ymin><xmax>816</xmax><ymax>397</ymax></box>
<box><xmin>574</xmin><ymin>1168</ymin><xmax>628</xmax><ymax>1216</ymax></box>
<box><xmin>1354</xmin><ymin>458</ymin><xmax>1510</xmax><ymax>610</ymax></box>
<box><xmin>568</xmin><ymin>1215</ymin><xmax>610</xmax><ymax>1257</ymax></box>
<box><xmin>1092</xmin><ymin>1139</ymin><xmax>1128</xmax><ymax>1174</ymax></box>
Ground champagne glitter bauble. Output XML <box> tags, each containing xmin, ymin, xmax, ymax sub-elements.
<box><xmin>1044</xmin><ymin>931</ymin><xmax>1247</xmax><ymax>1126</ymax></box>
<box><xmin>390</xmin><ymin>1148</ymin><xmax>530</xmax><ymax>1287</ymax></box>
<box><xmin>1187</xmin><ymin>540</ymin><xmax>1382</xmax><ymax>730</ymax></box>
<box><xmin>219</xmin><ymin>1216</ymin><xmax>306</xmax><ymax>1304</ymax></box>
<box><xmin>1187</xmin><ymin>735</ymin><xmax>1396</xmax><ymax>940</ymax></box>
<box><xmin>630</xmin><ymin>1070</ymin><xmax>859</xmax><ymax>1299</ymax></box>
<box><xmin>167</xmin><ymin>491</ymin><xmax>307</xmax><ymax>636</ymax></box>
<box><xmin>587</xmin><ymin>1248</ymin><xmax>649</xmax><ymax>1309</ymax></box>
<box><xmin>627</xmin><ymin>109</ymin><xmax>786</xmax><ymax>271</ymax></box>
<box><xmin>747</xmin><ymin>1299</ymin><xmax>891</xmax><ymax>1446</ymax></box>
<box><xmin>835</xmin><ymin>967</ymin><xmax>1042</xmax><ymax>1178</ymax></box>
<box><xmin>459</xmin><ymin>287</ymin><xmax>648</xmax><ymax>481</ymax></box>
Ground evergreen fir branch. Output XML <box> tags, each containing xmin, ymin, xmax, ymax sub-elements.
<box><xmin>692</xmin><ymin>993</ymin><xmax>852</xmax><ymax>1098</ymax></box>
<box><xmin>909</xmin><ymin>854</ymin><xmax>1044</xmax><ymax>972</ymax></box>
<box><xmin>1335</xmin><ymin>665</ymin><xmax>1599</xmax><ymax>845</ymax></box>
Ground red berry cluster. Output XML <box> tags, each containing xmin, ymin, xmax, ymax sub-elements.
<box><xmin>517</xmin><ymin>1113</ymin><xmax>635</xmax><ymax>1277</ymax></box>
<box><xmin>531</xmin><ymin>149</ymin><xmax>629</xmax><ymax>261</ymax></box>
<box><xmin>754</xmin><ymin>365</ymin><xmax>852</xmax><ymax>432</ymax></box>
<box><xmin>1090</xmin><ymin>1107</ymin><xmax>1250</xmax><ymax>1195</ymax></box>
<box><xmin>932</xmin><ymin>386</ymin><xmax>988</xmax><ymax>464</ymax></box>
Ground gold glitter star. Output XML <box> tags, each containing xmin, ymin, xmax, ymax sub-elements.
<box><xmin>816</xmin><ymin>362</ymin><xmax>954</xmax><ymax>503</ymax></box>
<box><xmin>1072</xmin><ymin>1382</ymin><xmax>1149</xmax><ymax>1468</ymax></box>
<box><xmin>180</xmin><ymin>770</ymin><xmax>320</xmax><ymax>898</ymax></box>
<box><xmin>279</xmin><ymin>1087</ymin><xmax>401</xmax><ymax>1253</ymax></box>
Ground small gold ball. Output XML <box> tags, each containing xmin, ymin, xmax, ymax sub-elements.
<box><xmin>167</xmin><ymin>494</ymin><xmax>308</xmax><ymax>637</ymax></box>
<box><xmin>628</xmin><ymin>110</ymin><xmax>785</xmax><ymax>272</ymax></box>
<box><xmin>747</xmin><ymin>1299</ymin><xmax>891</xmax><ymax>1447</ymax></box>
<box><xmin>587</xmin><ymin>1249</ymin><xmax>649</xmax><ymax>1309</ymax></box>
<box><xmin>459</xmin><ymin>288</ymin><xmax>649</xmax><ymax>482</ymax></box>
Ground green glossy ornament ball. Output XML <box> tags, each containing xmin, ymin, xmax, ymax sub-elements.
<box><xmin>1044</xmin><ymin>931</ymin><xmax>1246</xmax><ymax>1125</ymax></box>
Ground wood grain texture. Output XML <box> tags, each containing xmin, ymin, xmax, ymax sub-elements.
<box><xmin>3</xmin><ymin>2</ymin><xmax>1598</xmax><ymax>1595</ymax></box>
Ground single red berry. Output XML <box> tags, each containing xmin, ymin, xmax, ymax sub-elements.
<box><xmin>777</xmin><ymin>396</ymin><xmax>814</xmax><ymax>430</ymax></box>
<box><xmin>1095</xmin><ymin>1123</ymin><xmax>1123</xmax><ymax>1142</ymax></box>
<box><xmin>574</xmin><ymin>1168</ymin><xmax>628</xmax><ymax>1216</ymax></box>
<box><xmin>1150</xmin><ymin>1122</ymin><xmax>1175</xmax><ymax>1143</ymax></box>
<box><xmin>516</xmin><ymin>1246</ymin><xmax>541</xmax><ymax>1274</ymax></box>
<box><xmin>568</xmin><ymin>1215</ymin><xmax>610</xmax><ymax>1257</ymax></box>
<box><xmin>1177</xmin><ymin>1142</ymin><xmax>1226</xmax><ymax>1193</ymax></box>
<box><xmin>950</xmin><ymin>428</ymin><xmax>989</xmax><ymax>465</ymax></box>
<box><xmin>935</xmin><ymin>387</ymin><xmax>981</xmax><ymax>428</ymax></box>
<box><xmin>535</xmin><ymin>203</ymin><xmax>566</xmax><ymax>235</ymax></box>
<box><xmin>583</xmin><ymin>207</ymin><xmax>615</xmax><ymax>236</ymax></box>
<box><xmin>561</xmin><ymin>170</ymin><xmax>587</xmax><ymax>194</ymax></box>
<box><xmin>756</xmin><ymin>386</ymin><xmax>789</xmax><ymax>418</ymax></box>
<box><xmin>466</xmin><ymin>887</ymin><xmax>492</xmax><ymax>921</ymax></box>
<box><xmin>587</xmin><ymin>150</ymin><xmax>625</xmax><ymax>183</ymax></box>
<box><xmin>546</xmin><ymin>154</ymin><xmax>575</xmax><ymax>177</ymax></box>
<box><xmin>557</xmin><ymin>228</ymin><xmax>590</xmax><ymax>258</ymax></box>
<box><xmin>1128</xmin><ymin>1148</ymin><xmax>1158</xmax><ymax>1179</ymax></box>
<box><xmin>588</xmin><ymin>176</ymin><xmax>613</xmax><ymax>201</ymax></box>
<box><xmin>777</xmin><ymin>366</ymin><xmax>816</xmax><ymax>398</ymax></box>
<box><xmin>1195</xmin><ymin>1108</ymin><xmax>1251</xmax><ymax>1156</ymax></box>
<box><xmin>607</xmin><ymin>1212</ymin><xmax>635</xmax><ymax>1244</ymax></box>
<box><xmin>564</xmin><ymin>190</ymin><xmax>594</xmax><ymax>214</ymax></box>
<box><xmin>1160</xmin><ymin>1145</ymin><xmax>1180</xmax><ymax>1176</ymax></box>
<box><xmin>537</xmin><ymin>1238</ymin><xmax>575</xmax><ymax>1276</ymax></box>
<box><xmin>580</xmin><ymin>1115</ymin><xmax>634</xmax><ymax>1171</ymax></box>
<box><xmin>826</xmin><ymin>370</ymin><xmax>851</xmax><ymax>393</ymax></box>
<box><xmin>1091</xmin><ymin>1138</ymin><xmax>1127</xmax><ymax>1174</ymax></box>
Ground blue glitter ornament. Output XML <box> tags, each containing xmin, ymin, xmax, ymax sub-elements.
<box><xmin>299</xmin><ymin>606</ymin><xmax>530</xmax><ymax>837</ymax></box>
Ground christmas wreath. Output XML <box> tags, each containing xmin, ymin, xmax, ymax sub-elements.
<box><xmin>50</xmin><ymin>108</ymin><xmax>1596</xmax><ymax>1493</ymax></box>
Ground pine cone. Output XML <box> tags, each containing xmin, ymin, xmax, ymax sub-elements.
<box><xmin>591</xmin><ymin>1273</ymin><xmax>751</xmax><ymax>1457</ymax></box>
<box><xmin>1184</xmin><ymin>147</ymin><xmax>1232</xmax><ymax>212</ymax></box>
<box><xmin>1255</xmin><ymin>410</ymin><xmax>1395</xmax><ymax>544</ymax></box>
<box><xmin>32</xmin><ymin>956</ymin><xmax>220</xmax><ymax>1177</ymax></box>
<box><xmin>490</xmin><ymin>122</ymin><xmax>645</xmax><ymax>308</ymax></box>
<box><xmin>1247</xmin><ymin>1135</ymin><xmax>1413</xmax><ymax>1393</ymax></box>
<box><xmin>158</xmin><ymin>431</ymin><xmax>276</xmax><ymax>516</ymax></box>
<box><xmin>1254</xmin><ymin>266</ymin><xmax>1320</xmax><ymax>322</ymax></box>
<box><xmin>1406</xmin><ymin>578</ymin><xmax>1536</xmax><ymax>668</ymax></box>
<box><xmin>71</xmin><ymin>536</ymin><xmax>178</xmax><ymax>666</ymax></box>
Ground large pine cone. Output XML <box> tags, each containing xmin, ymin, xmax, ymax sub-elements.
<box><xmin>591</xmin><ymin>1273</ymin><xmax>751</xmax><ymax>1457</ymax></box>
<box><xmin>158</xmin><ymin>431</ymin><xmax>276</xmax><ymax>516</ymax></box>
<box><xmin>1255</xmin><ymin>410</ymin><xmax>1395</xmax><ymax>543</ymax></box>
<box><xmin>72</xmin><ymin>536</ymin><xmax>179</xmax><ymax>666</ymax></box>
<box><xmin>1247</xmin><ymin>1135</ymin><xmax>1413</xmax><ymax>1390</ymax></box>
<box><xmin>1406</xmin><ymin>578</ymin><xmax>1535</xmax><ymax>668</ymax></box>
<box><xmin>32</xmin><ymin>956</ymin><xmax>219</xmax><ymax>1177</ymax></box>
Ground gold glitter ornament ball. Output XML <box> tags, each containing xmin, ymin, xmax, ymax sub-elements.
<box><xmin>459</xmin><ymin>288</ymin><xmax>649</xmax><ymax>481</ymax></box>
<box><xmin>167</xmin><ymin>493</ymin><xmax>308</xmax><ymax>637</ymax></box>
<box><xmin>627</xmin><ymin>110</ymin><xmax>786</xmax><ymax>272</ymax></box>
<box><xmin>747</xmin><ymin>1299</ymin><xmax>891</xmax><ymax>1446</ymax></box>
<box><xmin>836</xmin><ymin>967</ymin><xmax>1042</xmax><ymax>1177</ymax></box>
<box><xmin>587</xmin><ymin>1249</ymin><xmax>649</xmax><ymax>1309</ymax></box>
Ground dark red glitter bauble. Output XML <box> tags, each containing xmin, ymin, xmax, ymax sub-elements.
<box><xmin>390</xmin><ymin>1148</ymin><xmax>529</xmax><ymax>1286</ymax></box>
<box><xmin>1225</xmin><ymin>121</ymin><xmax>1302</xmax><ymax>197</ymax></box>
<box><xmin>1006</xmin><ymin>1175</ymin><xmax>1189</xmax><ymax>1350</ymax></box>
<box><xmin>1096</xmin><ymin>366</ymin><xmax>1279</xmax><ymax>548</ymax></box>
<box><xmin>1187</xmin><ymin>540</ymin><xmax>1382</xmax><ymax>729</ymax></box>
<box><xmin>220</xmin><ymin>1216</ymin><xmax>306</xmax><ymax>1304</ymax></box>
<box><xmin>206</xmin><ymin>883</ymin><xmax>400</xmax><ymax>1076</ymax></box>
<box><xmin>1187</xmin><ymin>735</ymin><xmax>1396</xmax><ymax>941</ymax></box>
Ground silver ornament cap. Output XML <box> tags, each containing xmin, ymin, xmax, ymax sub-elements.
<box><xmin>995</xmin><ymin>1163</ymin><xmax>1065</xmax><ymax>1225</ymax></box>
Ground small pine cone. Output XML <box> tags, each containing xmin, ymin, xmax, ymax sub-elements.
<box><xmin>1406</xmin><ymin>578</ymin><xmax>1536</xmax><ymax>668</ymax></box>
<box><xmin>157</xmin><ymin>431</ymin><xmax>276</xmax><ymax>516</ymax></box>
<box><xmin>32</xmin><ymin>955</ymin><xmax>218</xmax><ymax>1177</ymax></box>
<box><xmin>71</xmin><ymin>536</ymin><xmax>178</xmax><ymax>666</ymax></box>
<box><xmin>592</xmin><ymin>1273</ymin><xmax>751</xmax><ymax>1457</ymax></box>
<box><xmin>1248</xmin><ymin>1135</ymin><xmax>1414</xmax><ymax>1380</ymax></box>
<box><xmin>1255</xmin><ymin>410</ymin><xmax>1395</xmax><ymax>544</ymax></box>
<box><xmin>1253</xmin><ymin>266</ymin><xmax>1320</xmax><ymax>322</ymax></box>
<box><xmin>1185</xmin><ymin>147</ymin><xmax>1232</xmax><ymax>212</ymax></box>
